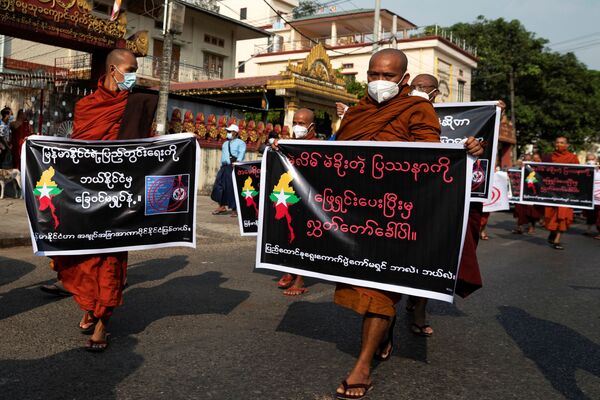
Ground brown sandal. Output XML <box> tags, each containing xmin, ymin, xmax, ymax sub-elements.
<box><xmin>336</xmin><ymin>380</ymin><xmax>373</xmax><ymax>399</ymax></box>
<box><xmin>283</xmin><ymin>287</ymin><xmax>308</xmax><ymax>296</ymax></box>
<box><xmin>79</xmin><ymin>311</ymin><xmax>97</xmax><ymax>334</ymax></box>
<box><xmin>85</xmin><ymin>335</ymin><xmax>110</xmax><ymax>352</ymax></box>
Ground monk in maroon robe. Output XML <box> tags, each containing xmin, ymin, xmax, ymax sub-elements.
<box><xmin>52</xmin><ymin>49</ymin><xmax>156</xmax><ymax>351</ymax></box>
<box><xmin>332</xmin><ymin>51</ymin><xmax>483</xmax><ymax>399</ymax></box>
<box><xmin>543</xmin><ymin>136</ymin><xmax>579</xmax><ymax>250</ymax></box>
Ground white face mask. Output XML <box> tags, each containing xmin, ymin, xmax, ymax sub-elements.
<box><xmin>293</xmin><ymin>124</ymin><xmax>309</xmax><ymax>139</ymax></box>
<box><xmin>587</xmin><ymin>160</ymin><xmax>597</xmax><ymax>166</ymax></box>
<box><xmin>409</xmin><ymin>89</ymin><xmax>436</xmax><ymax>101</ymax></box>
<box><xmin>268</xmin><ymin>138</ymin><xmax>275</xmax><ymax>145</ymax></box>
<box><xmin>226</xmin><ymin>132</ymin><xmax>233</xmax><ymax>140</ymax></box>
<box><xmin>367</xmin><ymin>73</ymin><xmax>406</xmax><ymax>103</ymax></box>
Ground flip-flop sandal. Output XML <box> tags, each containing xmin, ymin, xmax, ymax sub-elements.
<box><xmin>410</xmin><ymin>323</ymin><xmax>433</xmax><ymax>337</ymax></box>
<box><xmin>511</xmin><ymin>229</ymin><xmax>523</xmax><ymax>234</ymax></box>
<box><xmin>551</xmin><ymin>243</ymin><xmax>564</xmax><ymax>250</ymax></box>
<box><xmin>277</xmin><ymin>274</ymin><xmax>295</xmax><ymax>289</ymax></box>
<box><xmin>85</xmin><ymin>335</ymin><xmax>110</xmax><ymax>352</ymax></box>
<box><xmin>79</xmin><ymin>312</ymin><xmax>97</xmax><ymax>335</ymax></box>
<box><xmin>374</xmin><ymin>316</ymin><xmax>396</xmax><ymax>361</ymax></box>
<box><xmin>211</xmin><ymin>209</ymin><xmax>227</xmax><ymax>215</ymax></box>
<box><xmin>336</xmin><ymin>380</ymin><xmax>373</xmax><ymax>400</ymax></box>
<box><xmin>283</xmin><ymin>287</ymin><xmax>308</xmax><ymax>296</ymax></box>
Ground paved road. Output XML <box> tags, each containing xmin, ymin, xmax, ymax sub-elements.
<box><xmin>1</xmin><ymin>210</ymin><xmax>599</xmax><ymax>400</ymax></box>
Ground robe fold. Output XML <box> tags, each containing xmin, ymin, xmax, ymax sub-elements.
<box><xmin>544</xmin><ymin>150</ymin><xmax>579</xmax><ymax>232</ymax></box>
<box><xmin>52</xmin><ymin>78</ymin><xmax>152</xmax><ymax>320</ymax></box>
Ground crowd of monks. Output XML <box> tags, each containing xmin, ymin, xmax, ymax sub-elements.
<box><xmin>42</xmin><ymin>46</ymin><xmax>598</xmax><ymax>400</ymax></box>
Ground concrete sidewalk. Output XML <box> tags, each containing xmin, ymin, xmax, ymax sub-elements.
<box><xmin>0</xmin><ymin>195</ymin><xmax>242</xmax><ymax>248</ymax></box>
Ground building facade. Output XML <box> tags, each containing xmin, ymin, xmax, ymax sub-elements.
<box><xmin>220</xmin><ymin>7</ymin><xmax>478</xmax><ymax>103</ymax></box>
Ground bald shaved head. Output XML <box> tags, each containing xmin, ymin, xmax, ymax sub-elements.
<box><xmin>292</xmin><ymin>108</ymin><xmax>316</xmax><ymax>139</ymax></box>
<box><xmin>369</xmin><ymin>49</ymin><xmax>408</xmax><ymax>73</ymax></box>
<box><xmin>366</xmin><ymin>48</ymin><xmax>410</xmax><ymax>90</ymax></box>
<box><xmin>105</xmin><ymin>48</ymin><xmax>136</xmax><ymax>71</ymax></box>
<box><xmin>411</xmin><ymin>74</ymin><xmax>438</xmax><ymax>89</ymax></box>
<box><xmin>294</xmin><ymin>108</ymin><xmax>314</xmax><ymax>124</ymax></box>
<box><xmin>104</xmin><ymin>48</ymin><xmax>138</xmax><ymax>92</ymax></box>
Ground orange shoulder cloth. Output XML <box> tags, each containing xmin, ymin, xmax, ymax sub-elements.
<box><xmin>336</xmin><ymin>86</ymin><xmax>440</xmax><ymax>143</ymax></box>
<box><xmin>72</xmin><ymin>77</ymin><xmax>129</xmax><ymax>141</ymax></box>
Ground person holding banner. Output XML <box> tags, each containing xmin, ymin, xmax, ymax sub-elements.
<box><xmin>543</xmin><ymin>137</ymin><xmax>579</xmax><ymax>250</ymax></box>
<box><xmin>212</xmin><ymin>124</ymin><xmax>246</xmax><ymax>217</ymax></box>
<box><xmin>332</xmin><ymin>50</ymin><xmax>483</xmax><ymax>400</ymax></box>
<box><xmin>51</xmin><ymin>48</ymin><xmax>156</xmax><ymax>352</ymax></box>
<box><xmin>277</xmin><ymin>108</ymin><xmax>318</xmax><ymax>296</ymax></box>
<box><xmin>405</xmin><ymin>73</ymin><xmax>485</xmax><ymax>337</ymax></box>
<box><xmin>583</xmin><ymin>153</ymin><xmax>600</xmax><ymax>239</ymax></box>
<box><xmin>513</xmin><ymin>153</ymin><xmax>544</xmax><ymax>234</ymax></box>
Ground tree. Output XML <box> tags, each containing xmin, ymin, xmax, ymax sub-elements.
<box><xmin>293</xmin><ymin>0</ymin><xmax>320</xmax><ymax>19</ymax></box>
<box><xmin>444</xmin><ymin>16</ymin><xmax>600</xmax><ymax>152</ymax></box>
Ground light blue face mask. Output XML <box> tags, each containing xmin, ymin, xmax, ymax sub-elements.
<box><xmin>113</xmin><ymin>65</ymin><xmax>137</xmax><ymax>91</ymax></box>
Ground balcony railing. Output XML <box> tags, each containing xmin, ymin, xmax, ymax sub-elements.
<box><xmin>256</xmin><ymin>28</ymin><xmax>477</xmax><ymax>56</ymax></box>
<box><xmin>137</xmin><ymin>56</ymin><xmax>223</xmax><ymax>83</ymax></box>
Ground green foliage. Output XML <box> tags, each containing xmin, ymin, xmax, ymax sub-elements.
<box><xmin>445</xmin><ymin>16</ymin><xmax>600</xmax><ymax>152</ymax></box>
<box><xmin>292</xmin><ymin>0</ymin><xmax>320</xmax><ymax>19</ymax></box>
<box><xmin>343</xmin><ymin>75</ymin><xmax>366</xmax><ymax>100</ymax></box>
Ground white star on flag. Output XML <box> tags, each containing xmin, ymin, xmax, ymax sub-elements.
<box><xmin>38</xmin><ymin>183</ymin><xmax>52</xmax><ymax>199</ymax></box>
<box><xmin>274</xmin><ymin>189</ymin><xmax>290</xmax><ymax>207</ymax></box>
<box><xmin>243</xmin><ymin>190</ymin><xmax>254</xmax><ymax>199</ymax></box>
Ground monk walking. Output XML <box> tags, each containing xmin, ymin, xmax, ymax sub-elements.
<box><xmin>276</xmin><ymin>108</ymin><xmax>319</xmax><ymax>296</ymax></box>
<box><xmin>333</xmin><ymin>51</ymin><xmax>482</xmax><ymax>399</ymax></box>
<box><xmin>544</xmin><ymin>136</ymin><xmax>579</xmax><ymax>250</ymax></box>
<box><xmin>52</xmin><ymin>48</ymin><xmax>157</xmax><ymax>351</ymax></box>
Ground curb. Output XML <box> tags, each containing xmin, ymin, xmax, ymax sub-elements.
<box><xmin>0</xmin><ymin>237</ymin><xmax>31</xmax><ymax>249</ymax></box>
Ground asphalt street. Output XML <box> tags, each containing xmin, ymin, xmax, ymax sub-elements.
<box><xmin>1</xmin><ymin>210</ymin><xmax>599</xmax><ymax>400</ymax></box>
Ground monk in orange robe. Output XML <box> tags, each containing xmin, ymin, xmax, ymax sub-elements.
<box><xmin>52</xmin><ymin>49</ymin><xmax>156</xmax><ymax>351</ymax></box>
<box><xmin>543</xmin><ymin>136</ymin><xmax>579</xmax><ymax>250</ymax></box>
<box><xmin>332</xmin><ymin>50</ymin><xmax>483</xmax><ymax>399</ymax></box>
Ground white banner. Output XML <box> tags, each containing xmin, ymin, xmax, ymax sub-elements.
<box><xmin>483</xmin><ymin>170</ymin><xmax>510</xmax><ymax>212</ymax></box>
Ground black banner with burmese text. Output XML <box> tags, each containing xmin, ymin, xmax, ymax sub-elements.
<box><xmin>256</xmin><ymin>141</ymin><xmax>473</xmax><ymax>302</ymax></box>
<box><xmin>520</xmin><ymin>162</ymin><xmax>595</xmax><ymax>209</ymax></box>
<box><xmin>434</xmin><ymin>101</ymin><xmax>501</xmax><ymax>202</ymax></box>
<box><xmin>22</xmin><ymin>134</ymin><xmax>199</xmax><ymax>256</ymax></box>
<box><xmin>232</xmin><ymin>160</ymin><xmax>261</xmax><ymax>236</ymax></box>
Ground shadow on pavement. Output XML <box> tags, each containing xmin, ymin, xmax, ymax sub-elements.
<box><xmin>0</xmin><ymin>336</ymin><xmax>142</xmax><ymax>400</ymax></box>
<box><xmin>497</xmin><ymin>306</ymin><xmax>600</xmax><ymax>400</ymax></box>
<box><xmin>276</xmin><ymin>300</ymin><xmax>361</xmax><ymax>356</ymax></box>
<box><xmin>126</xmin><ymin>254</ymin><xmax>190</xmax><ymax>285</ymax></box>
<box><xmin>0</xmin><ymin>256</ymin><xmax>36</xmax><ymax>286</ymax></box>
<box><xmin>113</xmin><ymin>270</ymin><xmax>250</xmax><ymax>336</ymax></box>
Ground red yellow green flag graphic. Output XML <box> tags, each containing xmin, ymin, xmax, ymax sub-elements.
<box><xmin>269</xmin><ymin>172</ymin><xmax>300</xmax><ymax>243</ymax></box>
<box><xmin>241</xmin><ymin>177</ymin><xmax>259</xmax><ymax>218</ymax></box>
<box><xmin>525</xmin><ymin>171</ymin><xmax>538</xmax><ymax>195</ymax></box>
<box><xmin>33</xmin><ymin>167</ymin><xmax>62</xmax><ymax>229</ymax></box>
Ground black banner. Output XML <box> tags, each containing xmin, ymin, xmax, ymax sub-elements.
<box><xmin>520</xmin><ymin>162</ymin><xmax>595</xmax><ymax>209</ymax></box>
<box><xmin>434</xmin><ymin>102</ymin><xmax>500</xmax><ymax>202</ymax></box>
<box><xmin>507</xmin><ymin>168</ymin><xmax>522</xmax><ymax>203</ymax></box>
<box><xmin>22</xmin><ymin>134</ymin><xmax>199</xmax><ymax>255</ymax></box>
<box><xmin>256</xmin><ymin>141</ymin><xmax>472</xmax><ymax>302</ymax></box>
<box><xmin>232</xmin><ymin>160</ymin><xmax>261</xmax><ymax>236</ymax></box>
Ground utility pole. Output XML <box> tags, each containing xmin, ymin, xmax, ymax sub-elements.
<box><xmin>372</xmin><ymin>0</ymin><xmax>381</xmax><ymax>53</ymax></box>
<box><xmin>156</xmin><ymin>0</ymin><xmax>173</xmax><ymax>135</ymax></box>
<box><xmin>509</xmin><ymin>66</ymin><xmax>517</xmax><ymax>162</ymax></box>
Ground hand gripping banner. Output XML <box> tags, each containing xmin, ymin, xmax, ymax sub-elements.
<box><xmin>256</xmin><ymin>141</ymin><xmax>473</xmax><ymax>303</ymax></box>
<box><xmin>22</xmin><ymin>133</ymin><xmax>200</xmax><ymax>256</ymax></box>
